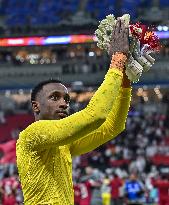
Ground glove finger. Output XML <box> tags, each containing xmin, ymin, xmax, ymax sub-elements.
<box><xmin>143</xmin><ymin>53</ymin><xmax>155</xmax><ymax>64</ymax></box>
<box><xmin>125</xmin><ymin>57</ymin><xmax>143</xmax><ymax>82</ymax></box>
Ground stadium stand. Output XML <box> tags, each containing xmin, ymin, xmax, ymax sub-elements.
<box><xmin>2</xmin><ymin>0</ymin><xmax>169</xmax><ymax>36</ymax></box>
<box><xmin>0</xmin><ymin>0</ymin><xmax>169</xmax><ymax>204</ymax></box>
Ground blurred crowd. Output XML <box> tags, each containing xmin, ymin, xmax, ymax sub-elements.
<box><xmin>0</xmin><ymin>164</ymin><xmax>23</xmax><ymax>205</ymax></box>
<box><xmin>72</xmin><ymin>110</ymin><xmax>169</xmax><ymax>205</ymax></box>
<box><xmin>0</xmin><ymin>44</ymin><xmax>106</xmax><ymax>64</ymax></box>
<box><xmin>0</xmin><ymin>89</ymin><xmax>169</xmax><ymax>205</ymax></box>
<box><xmin>0</xmin><ymin>45</ymin><xmax>111</xmax><ymax>77</ymax></box>
<box><xmin>0</xmin><ymin>39</ymin><xmax>169</xmax><ymax>68</ymax></box>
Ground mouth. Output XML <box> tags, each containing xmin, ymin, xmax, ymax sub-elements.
<box><xmin>57</xmin><ymin>111</ymin><xmax>68</xmax><ymax>118</ymax></box>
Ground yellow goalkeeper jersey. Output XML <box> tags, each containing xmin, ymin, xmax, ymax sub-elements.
<box><xmin>16</xmin><ymin>68</ymin><xmax>131</xmax><ymax>205</ymax></box>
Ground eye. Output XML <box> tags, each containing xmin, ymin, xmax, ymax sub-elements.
<box><xmin>50</xmin><ymin>95</ymin><xmax>58</xmax><ymax>101</ymax></box>
<box><xmin>64</xmin><ymin>95</ymin><xmax>70</xmax><ymax>104</ymax></box>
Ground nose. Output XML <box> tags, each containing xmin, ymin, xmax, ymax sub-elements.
<box><xmin>59</xmin><ymin>98</ymin><xmax>68</xmax><ymax>109</ymax></box>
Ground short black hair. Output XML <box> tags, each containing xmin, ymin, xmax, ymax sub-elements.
<box><xmin>31</xmin><ymin>79</ymin><xmax>62</xmax><ymax>102</ymax></box>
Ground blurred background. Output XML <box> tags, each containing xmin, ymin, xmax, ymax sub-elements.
<box><xmin>0</xmin><ymin>0</ymin><xmax>169</xmax><ymax>205</ymax></box>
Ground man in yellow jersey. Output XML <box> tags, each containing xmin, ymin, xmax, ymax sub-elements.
<box><xmin>16</xmin><ymin>19</ymin><xmax>132</xmax><ymax>205</ymax></box>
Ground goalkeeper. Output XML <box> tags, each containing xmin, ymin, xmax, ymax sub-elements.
<box><xmin>16</xmin><ymin>19</ymin><xmax>132</xmax><ymax>205</ymax></box>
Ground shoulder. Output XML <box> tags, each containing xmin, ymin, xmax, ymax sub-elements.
<box><xmin>17</xmin><ymin>120</ymin><xmax>49</xmax><ymax>140</ymax></box>
<box><xmin>16</xmin><ymin>121</ymin><xmax>39</xmax><ymax>147</ymax></box>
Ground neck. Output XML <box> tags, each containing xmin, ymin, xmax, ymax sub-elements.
<box><xmin>34</xmin><ymin>114</ymin><xmax>40</xmax><ymax>121</ymax></box>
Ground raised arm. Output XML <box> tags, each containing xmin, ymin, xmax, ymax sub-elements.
<box><xmin>19</xmin><ymin>65</ymin><xmax>123</xmax><ymax>151</ymax></box>
<box><xmin>18</xmin><ymin>19</ymin><xmax>129</xmax><ymax>151</ymax></box>
<box><xmin>69</xmin><ymin>85</ymin><xmax>131</xmax><ymax>156</ymax></box>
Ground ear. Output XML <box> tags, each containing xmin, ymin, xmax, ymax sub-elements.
<box><xmin>31</xmin><ymin>101</ymin><xmax>40</xmax><ymax>114</ymax></box>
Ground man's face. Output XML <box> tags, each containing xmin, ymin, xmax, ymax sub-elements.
<box><xmin>33</xmin><ymin>83</ymin><xmax>70</xmax><ymax>120</ymax></box>
<box><xmin>130</xmin><ymin>173</ymin><xmax>137</xmax><ymax>181</ymax></box>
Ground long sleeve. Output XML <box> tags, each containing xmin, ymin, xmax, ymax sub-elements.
<box><xmin>18</xmin><ymin>68</ymin><xmax>124</xmax><ymax>151</ymax></box>
<box><xmin>69</xmin><ymin>88</ymin><xmax>131</xmax><ymax>157</ymax></box>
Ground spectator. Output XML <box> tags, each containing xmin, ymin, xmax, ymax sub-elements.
<box><xmin>79</xmin><ymin>177</ymin><xmax>100</xmax><ymax>205</ymax></box>
<box><xmin>101</xmin><ymin>176</ymin><xmax>111</xmax><ymax>205</ymax></box>
<box><xmin>124</xmin><ymin>173</ymin><xmax>145</xmax><ymax>205</ymax></box>
<box><xmin>110</xmin><ymin>173</ymin><xmax>123</xmax><ymax>205</ymax></box>
<box><xmin>74</xmin><ymin>182</ymin><xmax>81</xmax><ymax>205</ymax></box>
<box><xmin>0</xmin><ymin>170</ymin><xmax>18</xmax><ymax>205</ymax></box>
<box><xmin>152</xmin><ymin>174</ymin><xmax>169</xmax><ymax>205</ymax></box>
